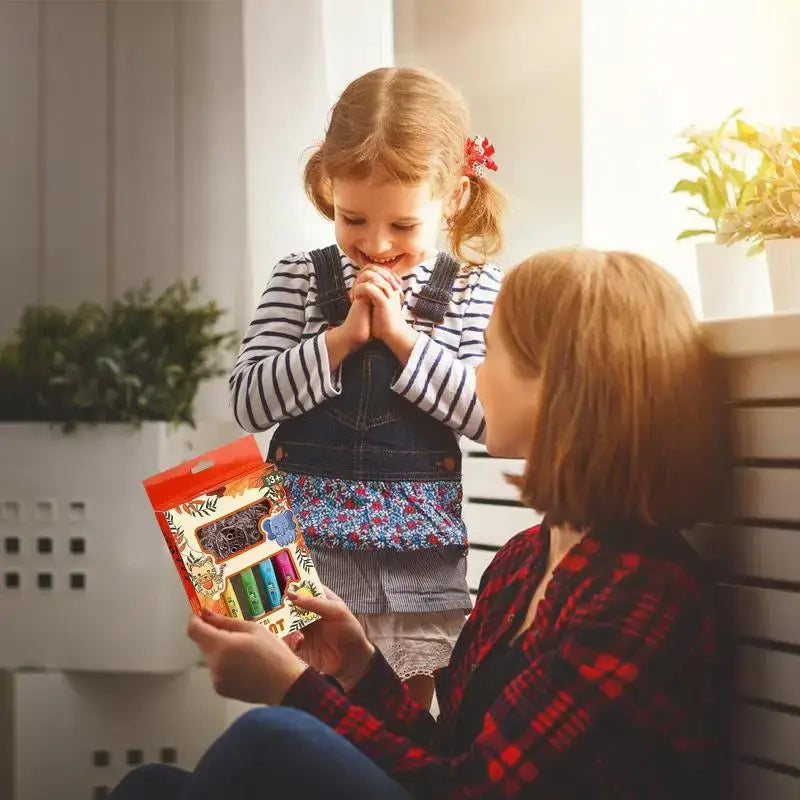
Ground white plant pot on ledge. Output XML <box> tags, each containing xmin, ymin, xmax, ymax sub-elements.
<box><xmin>0</xmin><ymin>420</ymin><xmax>239</xmax><ymax>672</ymax></box>
<box><xmin>695</xmin><ymin>241</ymin><xmax>773</xmax><ymax>320</ymax></box>
<box><xmin>765</xmin><ymin>239</ymin><xmax>800</xmax><ymax>312</ymax></box>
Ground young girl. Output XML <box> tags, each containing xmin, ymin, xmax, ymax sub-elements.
<box><xmin>114</xmin><ymin>248</ymin><xmax>725</xmax><ymax>800</ymax></box>
<box><xmin>229</xmin><ymin>67</ymin><xmax>504</xmax><ymax>706</ymax></box>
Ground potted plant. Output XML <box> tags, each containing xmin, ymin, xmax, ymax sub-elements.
<box><xmin>0</xmin><ymin>279</ymin><xmax>235</xmax><ymax>430</ymax></box>
<box><xmin>717</xmin><ymin>124</ymin><xmax>800</xmax><ymax>311</ymax></box>
<box><xmin>672</xmin><ymin>109</ymin><xmax>773</xmax><ymax>319</ymax></box>
<box><xmin>0</xmin><ymin>280</ymin><xmax>239</xmax><ymax>673</ymax></box>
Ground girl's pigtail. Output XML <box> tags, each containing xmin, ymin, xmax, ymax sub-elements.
<box><xmin>448</xmin><ymin>174</ymin><xmax>505</xmax><ymax>266</ymax></box>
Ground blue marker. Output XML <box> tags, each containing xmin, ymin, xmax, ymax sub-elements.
<box><xmin>256</xmin><ymin>558</ymin><xmax>282</xmax><ymax>610</ymax></box>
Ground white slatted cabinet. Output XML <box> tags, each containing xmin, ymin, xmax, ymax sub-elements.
<box><xmin>460</xmin><ymin>440</ymin><xmax>535</xmax><ymax>594</ymax></box>
<box><xmin>696</xmin><ymin>314</ymin><xmax>800</xmax><ymax>797</ymax></box>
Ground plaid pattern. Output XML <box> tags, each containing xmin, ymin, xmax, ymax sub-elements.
<box><xmin>283</xmin><ymin>522</ymin><xmax>720</xmax><ymax>799</ymax></box>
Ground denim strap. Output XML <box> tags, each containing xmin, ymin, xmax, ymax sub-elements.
<box><xmin>309</xmin><ymin>245</ymin><xmax>350</xmax><ymax>325</ymax></box>
<box><xmin>414</xmin><ymin>252</ymin><xmax>461</xmax><ymax>323</ymax></box>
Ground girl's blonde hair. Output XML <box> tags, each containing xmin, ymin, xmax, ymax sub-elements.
<box><xmin>304</xmin><ymin>67</ymin><xmax>504</xmax><ymax>266</ymax></box>
<box><xmin>496</xmin><ymin>249</ymin><xmax>727</xmax><ymax>529</ymax></box>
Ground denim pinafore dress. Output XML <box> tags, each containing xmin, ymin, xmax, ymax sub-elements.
<box><xmin>268</xmin><ymin>246</ymin><xmax>471</xmax><ymax>617</ymax></box>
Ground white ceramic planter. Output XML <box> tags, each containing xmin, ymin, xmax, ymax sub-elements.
<box><xmin>0</xmin><ymin>667</ymin><xmax>228</xmax><ymax>800</ymax></box>
<box><xmin>765</xmin><ymin>239</ymin><xmax>800</xmax><ymax>312</ymax></box>
<box><xmin>0</xmin><ymin>421</ymin><xmax>238</xmax><ymax>672</ymax></box>
<box><xmin>695</xmin><ymin>241</ymin><xmax>773</xmax><ymax>320</ymax></box>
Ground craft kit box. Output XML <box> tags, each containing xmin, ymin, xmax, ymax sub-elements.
<box><xmin>144</xmin><ymin>435</ymin><xmax>324</xmax><ymax>637</ymax></box>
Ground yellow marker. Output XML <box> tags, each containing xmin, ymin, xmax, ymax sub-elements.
<box><xmin>222</xmin><ymin>582</ymin><xmax>244</xmax><ymax>619</ymax></box>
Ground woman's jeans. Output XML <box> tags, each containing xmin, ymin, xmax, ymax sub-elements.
<box><xmin>108</xmin><ymin>706</ymin><xmax>413</xmax><ymax>800</ymax></box>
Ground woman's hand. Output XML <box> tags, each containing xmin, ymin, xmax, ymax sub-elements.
<box><xmin>284</xmin><ymin>587</ymin><xmax>376</xmax><ymax>692</ymax></box>
<box><xmin>188</xmin><ymin>610</ymin><xmax>307</xmax><ymax>705</ymax></box>
<box><xmin>351</xmin><ymin>267</ymin><xmax>418</xmax><ymax>364</ymax></box>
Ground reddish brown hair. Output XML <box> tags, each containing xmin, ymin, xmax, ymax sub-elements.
<box><xmin>496</xmin><ymin>249</ymin><xmax>726</xmax><ymax>528</ymax></box>
<box><xmin>304</xmin><ymin>67</ymin><xmax>504</xmax><ymax>266</ymax></box>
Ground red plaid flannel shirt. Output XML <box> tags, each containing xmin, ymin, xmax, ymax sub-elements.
<box><xmin>283</xmin><ymin>522</ymin><xmax>720</xmax><ymax>798</ymax></box>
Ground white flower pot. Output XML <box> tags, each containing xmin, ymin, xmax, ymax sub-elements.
<box><xmin>695</xmin><ymin>241</ymin><xmax>773</xmax><ymax>319</ymax></box>
<box><xmin>765</xmin><ymin>239</ymin><xmax>800</xmax><ymax>312</ymax></box>
<box><xmin>3</xmin><ymin>667</ymin><xmax>228</xmax><ymax>799</ymax></box>
<box><xmin>0</xmin><ymin>421</ymin><xmax>238</xmax><ymax>672</ymax></box>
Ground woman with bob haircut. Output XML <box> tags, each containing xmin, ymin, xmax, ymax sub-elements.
<box><xmin>112</xmin><ymin>248</ymin><xmax>726</xmax><ymax>800</ymax></box>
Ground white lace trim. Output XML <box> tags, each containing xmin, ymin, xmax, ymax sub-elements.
<box><xmin>378</xmin><ymin>639</ymin><xmax>455</xmax><ymax>681</ymax></box>
<box><xmin>353</xmin><ymin>610</ymin><xmax>464</xmax><ymax>680</ymax></box>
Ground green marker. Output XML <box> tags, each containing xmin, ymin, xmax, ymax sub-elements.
<box><xmin>238</xmin><ymin>568</ymin><xmax>266</xmax><ymax>619</ymax></box>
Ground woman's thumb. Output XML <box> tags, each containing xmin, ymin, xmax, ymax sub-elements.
<box><xmin>200</xmin><ymin>608</ymin><xmax>254</xmax><ymax>633</ymax></box>
<box><xmin>287</xmin><ymin>589</ymin><xmax>341</xmax><ymax>617</ymax></box>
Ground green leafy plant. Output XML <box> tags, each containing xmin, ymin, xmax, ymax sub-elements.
<box><xmin>671</xmin><ymin>108</ymin><xmax>770</xmax><ymax>242</ymax></box>
<box><xmin>717</xmin><ymin>124</ymin><xmax>800</xmax><ymax>253</ymax></box>
<box><xmin>0</xmin><ymin>279</ymin><xmax>237</xmax><ymax>431</ymax></box>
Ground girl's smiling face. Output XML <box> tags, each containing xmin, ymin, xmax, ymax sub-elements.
<box><xmin>332</xmin><ymin>176</ymin><xmax>463</xmax><ymax>273</ymax></box>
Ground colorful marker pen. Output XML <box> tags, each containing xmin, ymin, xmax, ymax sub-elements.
<box><xmin>272</xmin><ymin>551</ymin><xmax>298</xmax><ymax>593</ymax></box>
<box><xmin>238</xmin><ymin>568</ymin><xmax>266</xmax><ymax>619</ymax></box>
<box><xmin>256</xmin><ymin>558</ymin><xmax>283</xmax><ymax>610</ymax></box>
<box><xmin>222</xmin><ymin>582</ymin><xmax>244</xmax><ymax>619</ymax></box>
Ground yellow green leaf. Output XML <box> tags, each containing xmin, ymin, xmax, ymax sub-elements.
<box><xmin>677</xmin><ymin>229</ymin><xmax>716</xmax><ymax>240</ymax></box>
<box><xmin>672</xmin><ymin>179</ymin><xmax>705</xmax><ymax>196</ymax></box>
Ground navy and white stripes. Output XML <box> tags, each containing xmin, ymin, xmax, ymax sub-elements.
<box><xmin>229</xmin><ymin>248</ymin><xmax>502</xmax><ymax>442</ymax></box>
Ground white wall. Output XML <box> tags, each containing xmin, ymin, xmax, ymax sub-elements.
<box><xmin>581</xmin><ymin>0</ymin><xmax>800</xmax><ymax>311</ymax></box>
<box><xmin>394</xmin><ymin>0</ymin><xmax>584</xmax><ymax>269</ymax></box>
<box><xmin>0</xmin><ymin>1</ymin><xmax>248</xmax><ymax>421</ymax></box>
<box><xmin>396</xmin><ymin>0</ymin><xmax>800</xmax><ymax>310</ymax></box>
<box><xmin>322</xmin><ymin>0</ymin><xmax>394</xmax><ymax>105</ymax></box>
<box><xmin>0</xmin><ymin>1</ymin><xmax>247</xmax><ymax>327</ymax></box>
<box><xmin>0</xmin><ymin>4</ymin><xmax>39</xmax><ymax>331</ymax></box>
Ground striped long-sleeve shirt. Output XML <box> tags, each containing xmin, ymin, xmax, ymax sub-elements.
<box><xmin>229</xmin><ymin>249</ymin><xmax>503</xmax><ymax>443</ymax></box>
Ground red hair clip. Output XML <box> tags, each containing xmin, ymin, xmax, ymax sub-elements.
<box><xmin>464</xmin><ymin>136</ymin><xmax>498</xmax><ymax>178</ymax></box>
